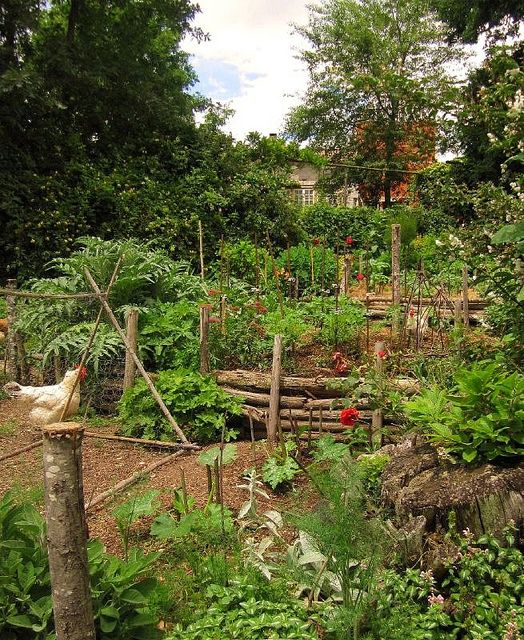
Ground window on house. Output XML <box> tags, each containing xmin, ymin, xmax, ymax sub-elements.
<box><xmin>294</xmin><ymin>188</ymin><xmax>315</xmax><ymax>206</ymax></box>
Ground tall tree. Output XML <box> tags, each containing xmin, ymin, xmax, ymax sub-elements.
<box><xmin>428</xmin><ymin>0</ymin><xmax>524</xmax><ymax>43</ymax></box>
<box><xmin>285</xmin><ymin>0</ymin><xmax>464</xmax><ymax>207</ymax></box>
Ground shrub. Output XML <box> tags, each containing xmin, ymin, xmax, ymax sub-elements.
<box><xmin>118</xmin><ymin>369</ymin><xmax>243</xmax><ymax>442</ymax></box>
<box><xmin>405</xmin><ymin>361</ymin><xmax>524</xmax><ymax>463</ymax></box>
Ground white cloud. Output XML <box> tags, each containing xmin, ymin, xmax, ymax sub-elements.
<box><xmin>183</xmin><ymin>0</ymin><xmax>310</xmax><ymax>140</ymax></box>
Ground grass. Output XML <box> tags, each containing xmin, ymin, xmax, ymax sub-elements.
<box><xmin>0</xmin><ymin>418</ymin><xmax>18</xmax><ymax>437</ymax></box>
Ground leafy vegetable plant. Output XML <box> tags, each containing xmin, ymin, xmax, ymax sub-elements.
<box><xmin>406</xmin><ymin>361</ymin><xmax>524</xmax><ymax>463</ymax></box>
<box><xmin>119</xmin><ymin>369</ymin><xmax>243</xmax><ymax>442</ymax></box>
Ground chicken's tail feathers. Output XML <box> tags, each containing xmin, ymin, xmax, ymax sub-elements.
<box><xmin>3</xmin><ymin>381</ymin><xmax>23</xmax><ymax>397</ymax></box>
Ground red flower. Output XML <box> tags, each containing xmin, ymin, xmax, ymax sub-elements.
<box><xmin>208</xmin><ymin>288</ymin><xmax>221</xmax><ymax>296</ymax></box>
<box><xmin>377</xmin><ymin>350</ymin><xmax>387</xmax><ymax>359</ymax></box>
<box><xmin>312</xmin><ymin>238</ymin><xmax>320</xmax><ymax>246</ymax></box>
<box><xmin>409</xmin><ymin>308</ymin><xmax>415</xmax><ymax>317</ymax></box>
<box><xmin>345</xmin><ymin>236</ymin><xmax>354</xmax><ymax>246</ymax></box>
<box><xmin>356</xmin><ymin>273</ymin><xmax>365</xmax><ymax>281</ymax></box>
<box><xmin>340</xmin><ymin>407</ymin><xmax>359</xmax><ymax>427</ymax></box>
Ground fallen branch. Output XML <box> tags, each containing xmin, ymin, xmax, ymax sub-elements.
<box><xmin>85</xmin><ymin>450</ymin><xmax>187</xmax><ymax>512</ymax></box>
<box><xmin>83</xmin><ymin>431</ymin><xmax>200</xmax><ymax>451</ymax></box>
<box><xmin>0</xmin><ymin>439</ymin><xmax>43</xmax><ymax>462</ymax></box>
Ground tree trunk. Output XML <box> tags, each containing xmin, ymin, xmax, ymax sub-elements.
<box><xmin>42</xmin><ymin>423</ymin><xmax>96</xmax><ymax>640</ymax></box>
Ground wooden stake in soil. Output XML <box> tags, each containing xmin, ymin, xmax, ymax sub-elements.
<box><xmin>42</xmin><ymin>423</ymin><xmax>96</xmax><ymax>640</ymax></box>
<box><xmin>371</xmin><ymin>342</ymin><xmax>384</xmax><ymax>448</ymax></box>
<box><xmin>391</xmin><ymin>224</ymin><xmax>401</xmax><ymax>308</ymax></box>
<box><xmin>83</xmin><ymin>267</ymin><xmax>189</xmax><ymax>443</ymax></box>
<box><xmin>123</xmin><ymin>309</ymin><xmax>139</xmax><ymax>390</ymax></box>
<box><xmin>462</xmin><ymin>265</ymin><xmax>470</xmax><ymax>327</ymax></box>
<box><xmin>199</xmin><ymin>304</ymin><xmax>210</xmax><ymax>374</ymax></box>
<box><xmin>267</xmin><ymin>334</ymin><xmax>283</xmax><ymax>446</ymax></box>
<box><xmin>5</xmin><ymin>279</ymin><xmax>17</xmax><ymax>380</ymax></box>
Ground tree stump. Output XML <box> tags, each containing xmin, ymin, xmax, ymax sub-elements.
<box><xmin>381</xmin><ymin>439</ymin><xmax>524</xmax><ymax>540</ymax></box>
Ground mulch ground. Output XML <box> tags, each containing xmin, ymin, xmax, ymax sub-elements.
<box><xmin>0</xmin><ymin>397</ymin><xmax>308</xmax><ymax>555</ymax></box>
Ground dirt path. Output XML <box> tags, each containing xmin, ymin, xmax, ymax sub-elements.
<box><xmin>0</xmin><ymin>398</ymin><xmax>293</xmax><ymax>554</ymax></box>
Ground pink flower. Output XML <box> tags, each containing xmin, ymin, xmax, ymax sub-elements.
<box><xmin>427</xmin><ymin>594</ymin><xmax>445</xmax><ymax>606</ymax></box>
<box><xmin>340</xmin><ymin>407</ymin><xmax>359</xmax><ymax>427</ymax></box>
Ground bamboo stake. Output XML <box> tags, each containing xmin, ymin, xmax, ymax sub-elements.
<box><xmin>83</xmin><ymin>267</ymin><xmax>189</xmax><ymax>443</ymax></box>
<box><xmin>199</xmin><ymin>305</ymin><xmax>210</xmax><ymax>374</ymax></box>
<box><xmin>123</xmin><ymin>309</ymin><xmax>139</xmax><ymax>390</ymax></box>
<box><xmin>86</xmin><ymin>450</ymin><xmax>186</xmax><ymax>511</ymax></box>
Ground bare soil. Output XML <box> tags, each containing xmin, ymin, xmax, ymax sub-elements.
<box><xmin>0</xmin><ymin>398</ymin><xmax>307</xmax><ymax>555</ymax></box>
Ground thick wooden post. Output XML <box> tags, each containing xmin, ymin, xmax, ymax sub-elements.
<box><xmin>5</xmin><ymin>279</ymin><xmax>17</xmax><ymax>379</ymax></box>
<box><xmin>391</xmin><ymin>225</ymin><xmax>401</xmax><ymax>306</ymax></box>
<box><xmin>199</xmin><ymin>305</ymin><xmax>210</xmax><ymax>374</ymax></box>
<box><xmin>123</xmin><ymin>309</ymin><xmax>138</xmax><ymax>390</ymax></box>
<box><xmin>462</xmin><ymin>265</ymin><xmax>470</xmax><ymax>327</ymax></box>
<box><xmin>267</xmin><ymin>335</ymin><xmax>283</xmax><ymax>446</ymax></box>
<box><xmin>42</xmin><ymin>423</ymin><xmax>95</xmax><ymax>640</ymax></box>
<box><xmin>371</xmin><ymin>342</ymin><xmax>384</xmax><ymax>448</ymax></box>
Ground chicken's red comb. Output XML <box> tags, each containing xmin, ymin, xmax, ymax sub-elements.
<box><xmin>75</xmin><ymin>365</ymin><xmax>88</xmax><ymax>381</ymax></box>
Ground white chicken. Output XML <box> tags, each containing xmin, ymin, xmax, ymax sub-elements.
<box><xmin>406</xmin><ymin>307</ymin><xmax>429</xmax><ymax>344</ymax></box>
<box><xmin>3</xmin><ymin>367</ymin><xmax>87</xmax><ymax>425</ymax></box>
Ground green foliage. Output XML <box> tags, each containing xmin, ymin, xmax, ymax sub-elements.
<box><xmin>311</xmin><ymin>436</ymin><xmax>350</xmax><ymax>463</ymax></box>
<box><xmin>166</xmin><ymin>578</ymin><xmax>319</xmax><ymax>640</ymax></box>
<box><xmin>291</xmin><ymin>457</ymin><xmax>384</xmax><ymax>637</ymax></box>
<box><xmin>355</xmin><ymin>454</ymin><xmax>390</xmax><ymax>499</ymax></box>
<box><xmin>0</xmin><ymin>492</ymin><xmax>162</xmax><ymax>640</ymax></box>
<box><xmin>370</xmin><ymin>527</ymin><xmax>524</xmax><ymax>639</ymax></box>
<box><xmin>139</xmin><ymin>301</ymin><xmax>200</xmax><ymax>371</ymax></box>
<box><xmin>113</xmin><ymin>491</ymin><xmax>161</xmax><ymax>560</ymax></box>
<box><xmin>274</xmin><ymin>242</ymin><xmax>337</xmax><ymax>294</ymax></box>
<box><xmin>262</xmin><ymin>442</ymin><xmax>301</xmax><ymax>490</ymax></box>
<box><xmin>197</xmin><ymin>444</ymin><xmax>238</xmax><ymax>468</ymax></box>
<box><xmin>406</xmin><ymin>361</ymin><xmax>524</xmax><ymax>463</ymax></box>
<box><xmin>151</xmin><ymin>504</ymin><xmax>234</xmax><ymax>543</ymax></box>
<box><xmin>222</xmin><ymin>240</ymin><xmax>269</xmax><ymax>286</ymax></box>
<box><xmin>118</xmin><ymin>369</ymin><xmax>243</xmax><ymax>443</ymax></box>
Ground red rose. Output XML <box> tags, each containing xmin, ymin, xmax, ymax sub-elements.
<box><xmin>356</xmin><ymin>273</ymin><xmax>365</xmax><ymax>281</ymax></box>
<box><xmin>340</xmin><ymin>407</ymin><xmax>359</xmax><ymax>427</ymax></box>
<box><xmin>345</xmin><ymin>236</ymin><xmax>353</xmax><ymax>246</ymax></box>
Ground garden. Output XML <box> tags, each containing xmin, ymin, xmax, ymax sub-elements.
<box><xmin>1</xmin><ymin>0</ymin><xmax>524</xmax><ymax>638</ymax></box>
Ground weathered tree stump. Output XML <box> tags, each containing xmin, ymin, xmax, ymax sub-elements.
<box><xmin>381</xmin><ymin>439</ymin><xmax>524</xmax><ymax>540</ymax></box>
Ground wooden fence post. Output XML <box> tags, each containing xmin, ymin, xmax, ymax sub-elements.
<box><xmin>371</xmin><ymin>342</ymin><xmax>384</xmax><ymax>448</ymax></box>
<box><xmin>5</xmin><ymin>279</ymin><xmax>17</xmax><ymax>380</ymax></box>
<box><xmin>123</xmin><ymin>309</ymin><xmax>138</xmax><ymax>390</ymax></box>
<box><xmin>391</xmin><ymin>225</ymin><xmax>401</xmax><ymax>307</ymax></box>
<box><xmin>267</xmin><ymin>334</ymin><xmax>283</xmax><ymax>446</ymax></box>
<box><xmin>462</xmin><ymin>265</ymin><xmax>470</xmax><ymax>327</ymax></box>
<box><xmin>42</xmin><ymin>423</ymin><xmax>96</xmax><ymax>640</ymax></box>
<box><xmin>199</xmin><ymin>305</ymin><xmax>210</xmax><ymax>374</ymax></box>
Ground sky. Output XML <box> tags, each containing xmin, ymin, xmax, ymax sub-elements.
<box><xmin>183</xmin><ymin>1</ymin><xmax>486</xmax><ymax>143</ymax></box>
<box><xmin>183</xmin><ymin>0</ymin><xmax>310</xmax><ymax>140</ymax></box>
